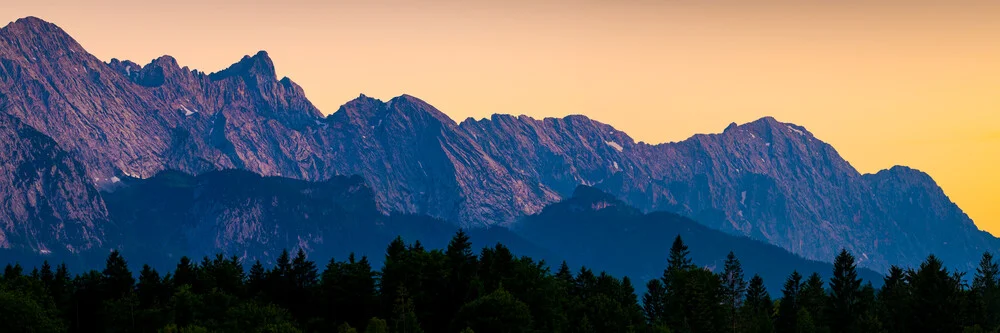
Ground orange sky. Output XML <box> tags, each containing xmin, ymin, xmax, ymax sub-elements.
<box><xmin>5</xmin><ymin>0</ymin><xmax>1000</xmax><ymax>234</ymax></box>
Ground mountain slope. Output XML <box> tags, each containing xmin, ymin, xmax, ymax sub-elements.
<box><xmin>0</xmin><ymin>16</ymin><xmax>994</xmax><ymax>271</ymax></box>
<box><xmin>0</xmin><ymin>112</ymin><xmax>107</xmax><ymax>254</ymax></box>
<box><xmin>464</xmin><ymin>113</ymin><xmax>998</xmax><ymax>271</ymax></box>
<box><xmin>320</xmin><ymin>94</ymin><xmax>556</xmax><ymax>226</ymax></box>
<box><xmin>515</xmin><ymin>185</ymin><xmax>883</xmax><ymax>292</ymax></box>
<box><xmin>101</xmin><ymin>170</ymin><xmax>554</xmax><ymax>269</ymax></box>
<box><xmin>0</xmin><ymin>17</ymin><xmax>327</xmax><ymax>183</ymax></box>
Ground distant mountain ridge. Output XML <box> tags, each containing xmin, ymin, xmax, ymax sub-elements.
<box><xmin>0</xmin><ymin>16</ymin><xmax>995</xmax><ymax>271</ymax></box>
<box><xmin>515</xmin><ymin>185</ymin><xmax>884</xmax><ymax>292</ymax></box>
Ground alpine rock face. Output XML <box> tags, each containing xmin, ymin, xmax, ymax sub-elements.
<box><xmin>0</xmin><ymin>112</ymin><xmax>107</xmax><ymax>254</ymax></box>
<box><xmin>0</xmin><ymin>17</ymin><xmax>995</xmax><ymax>271</ymax></box>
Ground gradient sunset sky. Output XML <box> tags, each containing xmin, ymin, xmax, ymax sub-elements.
<box><xmin>6</xmin><ymin>1</ymin><xmax>1000</xmax><ymax>233</ymax></box>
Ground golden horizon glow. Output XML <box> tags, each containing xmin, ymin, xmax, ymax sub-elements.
<box><xmin>5</xmin><ymin>1</ymin><xmax>999</xmax><ymax>234</ymax></box>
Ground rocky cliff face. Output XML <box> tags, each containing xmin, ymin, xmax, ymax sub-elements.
<box><xmin>0</xmin><ymin>112</ymin><xmax>107</xmax><ymax>254</ymax></box>
<box><xmin>319</xmin><ymin>94</ymin><xmax>557</xmax><ymax>226</ymax></box>
<box><xmin>0</xmin><ymin>17</ymin><xmax>325</xmax><ymax>183</ymax></box>
<box><xmin>863</xmin><ymin>166</ymin><xmax>995</xmax><ymax>268</ymax></box>
<box><xmin>0</xmin><ymin>16</ymin><xmax>994</xmax><ymax>271</ymax></box>
<box><xmin>627</xmin><ymin>118</ymin><xmax>892</xmax><ymax>267</ymax></box>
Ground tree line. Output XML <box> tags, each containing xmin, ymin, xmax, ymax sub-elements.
<box><xmin>1</xmin><ymin>231</ymin><xmax>999</xmax><ymax>333</ymax></box>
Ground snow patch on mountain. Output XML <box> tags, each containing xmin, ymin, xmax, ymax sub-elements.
<box><xmin>606</xmin><ymin>141</ymin><xmax>624</xmax><ymax>152</ymax></box>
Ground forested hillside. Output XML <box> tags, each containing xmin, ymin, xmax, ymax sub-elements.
<box><xmin>2</xmin><ymin>232</ymin><xmax>998</xmax><ymax>333</ymax></box>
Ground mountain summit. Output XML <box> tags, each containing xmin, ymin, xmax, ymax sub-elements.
<box><xmin>0</xmin><ymin>17</ymin><xmax>994</xmax><ymax>271</ymax></box>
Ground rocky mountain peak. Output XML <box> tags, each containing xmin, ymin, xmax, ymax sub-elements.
<box><xmin>209</xmin><ymin>50</ymin><xmax>276</xmax><ymax>81</ymax></box>
<box><xmin>1</xmin><ymin>16</ymin><xmax>88</xmax><ymax>61</ymax></box>
<box><xmin>734</xmin><ymin>116</ymin><xmax>815</xmax><ymax>140</ymax></box>
<box><xmin>3</xmin><ymin>16</ymin><xmax>64</xmax><ymax>37</ymax></box>
<box><xmin>388</xmin><ymin>94</ymin><xmax>456</xmax><ymax>125</ymax></box>
<box><xmin>334</xmin><ymin>94</ymin><xmax>457</xmax><ymax>128</ymax></box>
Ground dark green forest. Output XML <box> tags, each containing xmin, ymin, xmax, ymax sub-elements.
<box><xmin>2</xmin><ymin>231</ymin><xmax>999</xmax><ymax>333</ymax></box>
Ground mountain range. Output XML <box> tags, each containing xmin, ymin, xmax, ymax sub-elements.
<box><xmin>0</xmin><ymin>16</ymin><xmax>995</xmax><ymax>273</ymax></box>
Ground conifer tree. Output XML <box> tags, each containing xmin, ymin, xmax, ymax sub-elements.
<box><xmin>660</xmin><ymin>235</ymin><xmax>694</xmax><ymax>330</ymax></box>
<box><xmin>722</xmin><ymin>251</ymin><xmax>748</xmax><ymax>333</ymax></box>
<box><xmin>972</xmin><ymin>252</ymin><xmax>1000</xmax><ymax>331</ymax></box>
<box><xmin>3</xmin><ymin>263</ymin><xmax>23</xmax><ymax>280</ymax></box>
<box><xmin>137</xmin><ymin>265</ymin><xmax>164</xmax><ymax>308</ymax></box>
<box><xmin>665</xmin><ymin>236</ymin><xmax>694</xmax><ymax>278</ymax></box>
<box><xmin>642</xmin><ymin>279</ymin><xmax>666</xmax><ymax>325</ymax></box>
<box><xmin>743</xmin><ymin>274</ymin><xmax>774</xmax><ymax>333</ymax></box>
<box><xmin>268</xmin><ymin>249</ymin><xmax>293</xmax><ymax>306</ymax></box>
<box><xmin>289</xmin><ymin>248</ymin><xmax>318</xmax><ymax>324</ymax></box>
<box><xmin>829</xmin><ymin>249</ymin><xmax>862</xmax><ymax>333</ymax></box>
<box><xmin>51</xmin><ymin>263</ymin><xmax>72</xmax><ymax>316</ymax></box>
<box><xmin>909</xmin><ymin>255</ymin><xmax>963</xmax><ymax>333</ymax></box>
<box><xmin>556</xmin><ymin>261</ymin><xmax>574</xmax><ymax>285</ymax></box>
<box><xmin>877</xmin><ymin>266</ymin><xmax>909</xmax><ymax>333</ymax></box>
<box><xmin>799</xmin><ymin>272</ymin><xmax>827</xmax><ymax>330</ymax></box>
<box><xmin>776</xmin><ymin>271</ymin><xmax>803</xmax><ymax>333</ymax></box>
<box><xmin>381</xmin><ymin>236</ymin><xmax>409</xmax><ymax>314</ymax></box>
<box><xmin>445</xmin><ymin>230</ymin><xmax>478</xmax><ymax>326</ymax></box>
<box><xmin>174</xmin><ymin>256</ymin><xmax>197</xmax><ymax>288</ymax></box>
<box><xmin>102</xmin><ymin>250</ymin><xmax>135</xmax><ymax>299</ymax></box>
<box><xmin>247</xmin><ymin>260</ymin><xmax>266</xmax><ymax>298</ymax></box>
<box><xmin>39</xmin><ymin>261</ymin><xmax>54</xmax><ymax>289</ymax></box>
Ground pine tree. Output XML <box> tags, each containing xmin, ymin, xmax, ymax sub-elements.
<box><xmin>3</xmin><ymin>263</ymin><xmax>23</xmax><ymax>280</ymax></box>
<box><xmin>174</xmin><ymin>256</ymin><xmax>197</xmax><ymax>288</ymax></box>
<box><xmin>618</xmin><ymin>276</ymin><xmax>646</xmax><ymax>330</ymax></box>
<box><xmin>137</xmin><ymin>265</ymin><xmax>164</xmax><ymax>308</ymax></box>
<box><xmin>722</xmin><ymin>251</ymin><xmax>748</xmax><ymax>333</ymax></box>
<box><xmin>799</xmin><ymin>272</ymin><xmax>827</xmax><ymax>330</ymax></box>
<box><xmin>51</xmin><ymin>263</ymin><xmax>72</xmax><ymax>316</ymax></box>
<box><xmin>642</xmin><ymin>279</ymin><xmax>666</xmax><ymax>325</ymax></box>
<box><xmin>290</xmin><ymin>249</ymin><xmax>318</xmax><ymax>290</ymax></box>
<box><xmin>743</xmin><ymin>274</ymin><xmax>774</xmax><ymax>333</ymax></box>
<box><xmin>665</xmin><ymin>235</ymin><xmax>694</xmax><ymax>278</ymax></box>
<box><xmin>349</xmin><ymin>254</ymin><xmax>377</xmax><ymax>328</ymax></box>
<box><xmin>381</xmin><ymin>236</ymin><xmax>409</xmax><ymax>315</ymax></box>
<box><xmin>247</xmin><ymin>260</ymin><xmax>266</xmax><ymax>298</ymax></box>
<box><xmin>909</xmin><ymin>255</ymin><xmax>963</xmax><ymax>333</ymax></box>
<box><xmin>776</xmin><ymin>271</ymin><xmax>802</xmax><ymax>333</ymax></box>
<box><xmin>102</xmin><ymin>250</ymin><xmax>135</xmax><ymax>299</ymax></box>
<box><xmin>878</xmin><ymin>266</ymin><xmax>909</xmax><ymax>333</ymax></box>
<box><xmin>289</xmin><ymin>248</ymin><xmax>318</xmax><ymax>324</ymax></box>
<box><xmin>682</xmin><ymin>268</ymin><xmax>725</xmax><ymax>332</ymax></box>
<box><xmin>39</xmin><ymin>261</ymin><xmax>54</xmax><ymax>289</ymax></box>
<box><xmin>661</xmin><ymin>235</ymin><xmax>694</xmax><ymax>330</ymax></box>
<box><xmin>857</xmin><ymin>282</ymin><xmax>879</xmax><ymax>333</ymax></box>
<box><xmin>828</xmin><ymin>249</ymin><xmax>862</xmax><ymax>333</ymax></box>
<box><xmin>445</xmin><ymin>230</ymin><xmax>478</xmax><ymax>327</ymax></box>
<box><xmin>972</xmin><ymin>252</ymin><xmax>1000</xmax><ymax>331</ymax></box>
<box><xmin>275</xmin><ymin>249</ymin><xmax>293</xmax><ymax>279</ymax></box>
<box><xmin>268</xmin><ymin>249</ymin><xmax>293</xmax><ymax>306</ymax></box>
<box><xmin>557</xmin><ymin>261</ymin><xmax>574</xmax><ymax>285</ymax></box>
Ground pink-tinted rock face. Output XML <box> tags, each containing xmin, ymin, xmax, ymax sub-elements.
<box><xmin>0</xmin><ymin>17</ymin><xmax>994</xmax><ymax>270</ymax></box>
<box><xmin>0</xmin><ymin>112</ymin><xmax>107</xmax><ymax>254</ymax></box>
